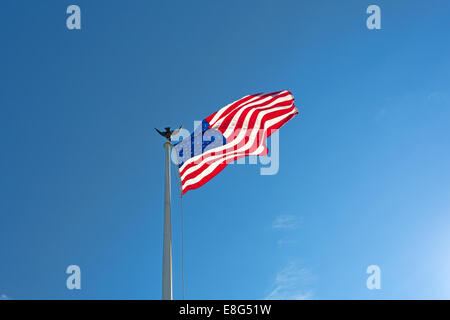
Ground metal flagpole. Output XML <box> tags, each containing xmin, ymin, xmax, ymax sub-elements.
<box><xmin>162</xmin><ymin>141</ymin><xmax>173</xmax><ymax>300</ymax></box>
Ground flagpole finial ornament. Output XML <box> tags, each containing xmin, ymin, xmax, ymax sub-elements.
<box><xmin>155</xmin><ymin>125</ymin><xmax>182</xmax><ymax>141</ymax></box>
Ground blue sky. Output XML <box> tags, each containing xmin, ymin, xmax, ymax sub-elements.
<box><xmin>1</xmin><ymin>0</ymin><xmax>450</xmax><ymax>299</ymax></box>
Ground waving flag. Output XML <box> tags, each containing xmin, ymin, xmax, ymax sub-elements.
<box><xmin>173</xmin><ymin>90</ymin><xmax>298</xmax><ymax>194</ymax></box>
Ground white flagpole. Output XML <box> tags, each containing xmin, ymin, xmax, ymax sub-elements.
<box><xmin>162</xmin><ymin>141</ymin><xmax>173</xmax><ymax>300</ymax></box>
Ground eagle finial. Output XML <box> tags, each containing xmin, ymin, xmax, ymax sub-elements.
<box><xmin>155</xmin><ymin>125</ymin><xmax>182</xmax><ymax>141</ymax></box>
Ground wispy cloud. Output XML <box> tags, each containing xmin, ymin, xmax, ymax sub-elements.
<box><xmin>272</xmin><ymin>215</ymin><xmax>301</xmax><ymax>230</ymax></box>
<box><xmin>0</xmin><ymin>294</ymin><xmax>9</xmax><ymax>300</ymax></box>
<box><xmin>266</xmin><ymin>261</ymin><xmax>314</xmax><ymax>300</ymax></box>
<box><xmin>276</xmin><ymin>236</ymin><xmax>297</xmax><ymax>247</ymax></box>
<box><xmin>427</xmin><ymin>91</ymin><xmax>447</xmax><ymax>102</ymax></box>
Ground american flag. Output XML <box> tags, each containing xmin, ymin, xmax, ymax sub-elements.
<box><xmin>173</xmin><ymin>90</ymin><xmax>298</xmax><ymax>194</ymax></box>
